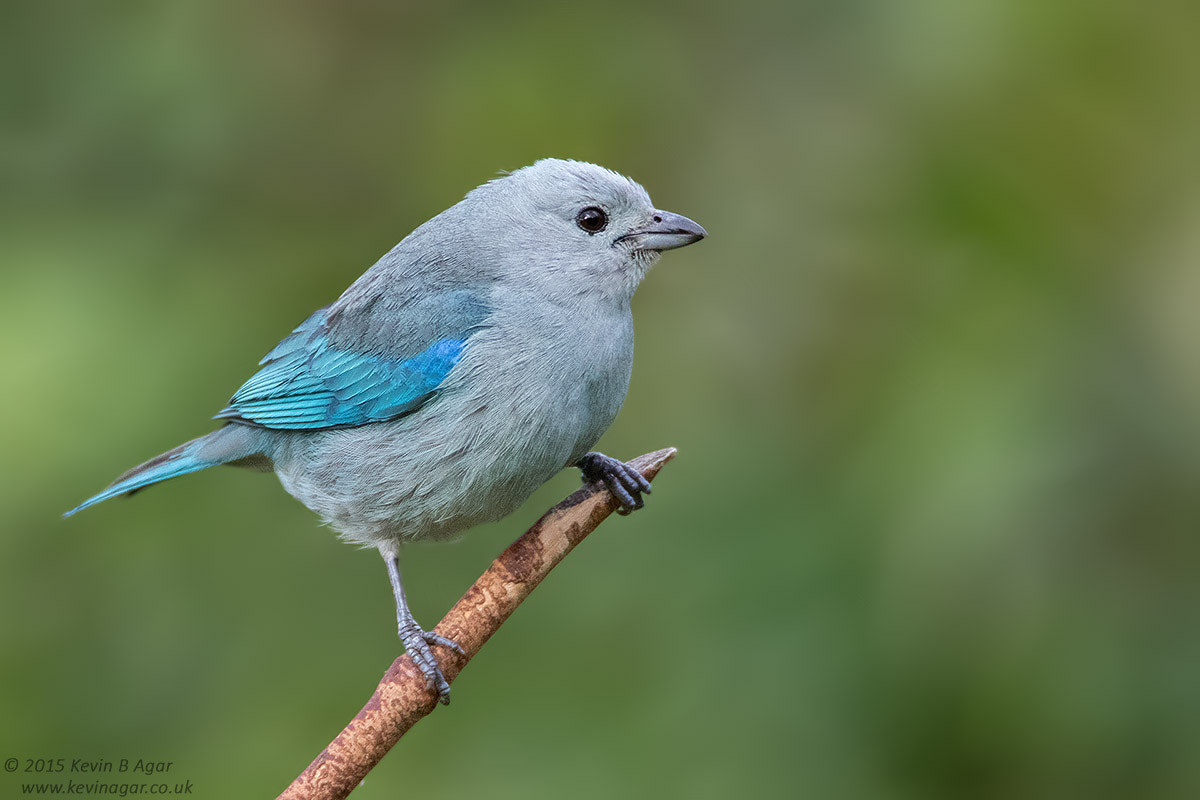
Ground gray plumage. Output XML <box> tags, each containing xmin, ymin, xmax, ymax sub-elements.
<box><xmin>69</xmin><ymin>159</ymin><xmax>706</xmax><ymax>702</ymax></box>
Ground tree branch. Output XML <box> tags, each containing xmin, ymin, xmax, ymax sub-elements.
<box><xmin>276</xmin><ymin>447</ymin><xmax>678</xmax><ymax>800</ymax></box>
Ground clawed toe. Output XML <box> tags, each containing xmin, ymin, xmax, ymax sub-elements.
<box><xmin>579</xmin><ymin>452</ymin><xmax>652</xmax><ymax>515</ymax></box>
<box><xmin>400</xmin><ymin>625</ymin><xmax>462</xmax><ymax>704</ymax></box>
<box><xmin>422</xmin><ymin>630</ymin><xmax>466</xmax><ymax>657</ymax></box>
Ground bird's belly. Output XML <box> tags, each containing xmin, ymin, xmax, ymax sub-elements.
<box><xmin>272</xmin><ymin>341</ymin><xmax>629</xmax><ymax>546</ymax></box>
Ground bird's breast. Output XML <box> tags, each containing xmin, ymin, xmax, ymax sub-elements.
<box><xmin>464</xmin><ymin>299</ymin><xmax>633</xmax><ymax>459</ymax></box>
<box><xmin>271</xmin><ymin>298</ymin><xmax>635</xmax><ymax>544</ymax></box>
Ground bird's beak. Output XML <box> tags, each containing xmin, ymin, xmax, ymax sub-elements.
<box><xmin>617</xmin><ymin>210</ymin><xmax>708</xmax><ymax>252</ymax></box>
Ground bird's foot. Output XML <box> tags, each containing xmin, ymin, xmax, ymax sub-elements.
<box><xmin>398</xmin><ymin>623</ymin><xmax>465</xmax><ymax>705</ymax></box>
<box><xmin>579</xmin><ymin>451</ymin><xmax>652</xmax><ymax>515</ymax></box>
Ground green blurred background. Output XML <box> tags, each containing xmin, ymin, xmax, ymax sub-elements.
<box><xmin>3</xmin><ymin>1</ymin><xmax>1199</xmax><ymax>798</ymax></box>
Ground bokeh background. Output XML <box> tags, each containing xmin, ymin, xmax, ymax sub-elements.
<box><xmin>3</xmin><ymin>1</ymin><xmax>1199</xmax><ymax>798</ymax></box>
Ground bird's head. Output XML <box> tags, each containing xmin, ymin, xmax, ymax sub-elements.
<box><xmin>463</xmin><ymin>159</ymin><xmax>707</xmax><ymax>301</ymax></box>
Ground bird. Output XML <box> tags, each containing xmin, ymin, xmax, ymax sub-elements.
<box><xmin>66</xmin><ymin>158</ymin><xmax>706</xmax><ymax>703</ymax></box>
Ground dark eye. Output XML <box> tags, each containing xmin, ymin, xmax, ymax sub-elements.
<box><xmin>576</xmin><ymin>206</ymin><xmax>608</xmax><ymax>234</ymax></box>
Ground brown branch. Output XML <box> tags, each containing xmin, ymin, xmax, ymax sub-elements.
<box><xmin>276</xmin><ymin>447</ymin><xmax>678</xmax><ymax>800</ymax></box>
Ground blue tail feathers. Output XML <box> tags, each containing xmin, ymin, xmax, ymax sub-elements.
<box><xmin>65</xmin><ymin>439</ymin><xmax>216</xmax><ymax>516</ymax></box>
<box><xmin>65</xmin><ymin>426</ymin><xmax>268</xmax><ymax>517</ymax></box>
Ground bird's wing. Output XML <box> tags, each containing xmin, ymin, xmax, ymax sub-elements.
<box><xmin>215</xmin><ymin>289</ymin><xmax>490</xmax><ymax>430</ymax></box>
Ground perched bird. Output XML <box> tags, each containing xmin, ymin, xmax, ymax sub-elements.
<box><xmin>66</xmin><ymin>159</ymin><xmax>706</xmax><ymax>702</ymax></box>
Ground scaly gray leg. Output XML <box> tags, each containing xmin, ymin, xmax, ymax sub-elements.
<box><xmin>380</xmin><ymin>546</ymin><xmax>464</xmax><ymax>705</ymax></box>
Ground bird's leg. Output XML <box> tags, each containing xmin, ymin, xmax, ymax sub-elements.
<box><xmin>380</xmin><ymin>546</ymin><xmax>464</xmax><ymax>705</ymax></box>
<box><xmin>578</xmin><ymin>451</ymin><xmax>653</xmax><ymax>515</ymax></box>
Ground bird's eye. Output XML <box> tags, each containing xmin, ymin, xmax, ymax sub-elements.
<box><xmin>576</xmin><ymin>206</ymin><xmax>608</xmax><ymax>234</ymax></box>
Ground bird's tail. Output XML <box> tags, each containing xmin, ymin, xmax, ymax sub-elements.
<box><xmin>65</xmin><ymin>425</ymin><xmax>269</xmax><ymax>517</ymax></box>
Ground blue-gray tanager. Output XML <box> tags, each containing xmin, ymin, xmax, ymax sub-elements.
<box><xmin>67</xmin><ymin>159</ymin><xmax>706</xmax><ymax>702</ymax></box>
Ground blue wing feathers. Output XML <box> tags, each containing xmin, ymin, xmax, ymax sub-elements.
<box><xmin>258</xmin><ymin>307</ymin><xmax>329</xmax><ymax>364</ymax></box>
<box><xmin>215</xmin><ymin>294</ymin><xmax>484</xmax><ymax>431</ymax></box>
